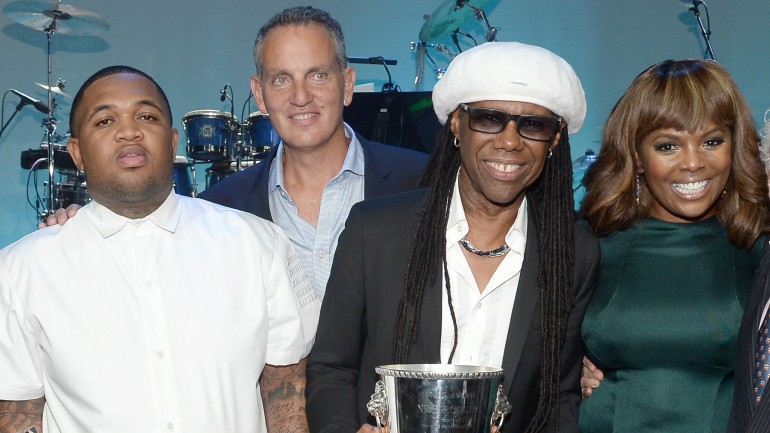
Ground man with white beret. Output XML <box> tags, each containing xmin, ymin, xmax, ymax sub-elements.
<box><xmin>306</xmin><ymin>41</ymin><xmax>599</xmax><ymax>433</ymax></box>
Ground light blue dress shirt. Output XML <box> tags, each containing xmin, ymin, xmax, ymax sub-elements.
<box><xmin>268</xmin><ymin>124</ymin><xmax>365</xmax><ymax>300</ymax></box>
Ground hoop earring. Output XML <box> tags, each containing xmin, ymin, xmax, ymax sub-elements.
<box><xmin>546</xmin><ymin>149</ymin><xmax>553</xmax><ymax>159</ymax></box>
<box><xmin>453</xmin><ymin>136</ymin><xmax>460</xmax><ymax>148</ymax></box>
<box><xmin>635</xmin><ymin>174</ymin><xmax>641</xmax><ymax>205</ymax></box>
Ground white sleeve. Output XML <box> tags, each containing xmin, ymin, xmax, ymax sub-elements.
<box><xmin>0</xmin><ymin>255</ymin><xmax>44</xmax><ymax>399</ymax></box>
<box><xmin>263</xmin><ymin>225</ymin><xmax>320</xmax><ymax>366</ymax></box>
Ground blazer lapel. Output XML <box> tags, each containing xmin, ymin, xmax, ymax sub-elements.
<box><xmin>361</xmin><ymin>135</ymin><xmax>394</xmax><ymax>199</ymax></box>
<box><xmin>500</xmin><ymin>209</ymin><xmax>540</xmax><ymax>392</ymax></box>
<box><xmin>410</xmin><ymin>198</ymin><xmax>443</xmax><ymax>363</ymax></box>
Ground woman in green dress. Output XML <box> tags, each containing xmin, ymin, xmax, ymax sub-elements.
<box><xmin>578</xmin><ymin>59</ymin><xmax>770</xmax><ymax>432</ymax></box>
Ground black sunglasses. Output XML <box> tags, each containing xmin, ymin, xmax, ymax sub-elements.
<box><xmin>458</xmin><ymin>103</ymin><xmax>562</xmax><ymax>142</ymax></box>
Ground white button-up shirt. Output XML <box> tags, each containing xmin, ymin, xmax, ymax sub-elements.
<box><xmin>441</xmin><ymin>178</ymin><xmax>528</xmax><ymax>367</ymax></box>
<box><xmin>0</xmin><ymin>192</ymin><xmax>319</xmax><ymax>433</ymax></box>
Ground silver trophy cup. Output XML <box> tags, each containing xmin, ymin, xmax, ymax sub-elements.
<box><xmin>367</xmin><ymin>364</ymin><xmax>512</xmax><ymax>433</ymax></box>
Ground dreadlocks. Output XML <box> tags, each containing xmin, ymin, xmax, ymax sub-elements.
<box><xmin>392</xmin><ymin>121</ymin><xmax>577</xmax><ymax>433</ymax></box>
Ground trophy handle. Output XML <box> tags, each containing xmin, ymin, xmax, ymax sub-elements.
<box><xmin>367</xmin><ymin>379</ymin><xmax>389</xmax><ymax>431</ymax></box>
<box><xmin>491</xmin><ymin>384</ymin><xmax>512</xmax><ymax>430</ymax></box>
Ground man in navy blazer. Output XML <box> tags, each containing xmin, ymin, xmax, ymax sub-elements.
<box><xmin>199</xmin><ymin>136</ymin><xmax>426</xmax><ymax>222</ymax></box>
<box><xmin>199</xmin><ymin>7</ymin><xmax>427</xmax><ymax>299</ymax></box>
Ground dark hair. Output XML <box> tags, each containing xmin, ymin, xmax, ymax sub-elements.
<box><xmin>253</xmin><ymin>6</ymin><xmax>347</xmax><ymax>78</ymax></box>
<box><xmin>69</xmin><ymin>65</ymin><xmax>172</xmax><ymax>138</ymax></box>
<box><xmin>581</xmin><ymin>59</ymin><xmax>770</xmax><ymax>247</ymax></box>
<box><xmin>393</xmin><ymin>118</ymin><xmax>577</xmax><ymax>433</ymax></box>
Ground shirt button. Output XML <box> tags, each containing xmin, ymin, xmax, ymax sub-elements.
<box><xmin>144</xmin><ymin>281</ymin><xmax>152</xmax><ymax>289</ymax></box>
<box><xmin>317</xmin><ymin>251</ymin><xmax>324</xmax><ymax>260</ymax></box>
<box><xmin>157</xmin><ymin>351</ymin><xmax>165</xmax><ymax>359</ymax></box>
<box><xmin>476</xmin><ymin>302</ymin><xmax>482</xmax><ymax>309</ymax></box>
<box><xmin>167</xmin><ymin>422</ymin><xmax>174</xmax><ymax>430</ymax></box>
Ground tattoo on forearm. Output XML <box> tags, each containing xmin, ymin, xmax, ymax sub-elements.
<box><xmin>260</xmin><ymin>361</ymin><xmax>309</xmax><ymax>433</ymax></box>
<box><xmin>0</xmin><ymin>397</ymin><xmax>45</xmax><ymax>433</ymax></box>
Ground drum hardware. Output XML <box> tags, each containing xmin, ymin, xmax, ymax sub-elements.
<box><xmin>679</xmin><ymin>0</ymin><xmax>716</xmax><ymax>61</ymax></box>
<box><xmin>412</xmin><ymin>0</ymin><xmax>498</xmax><ymax>90</ymax></box>
<box><xmin>205</xmin><ymin>159</ymin><xmax>259</xmax><ymax>189</ymax></box>
<box><xmin>35</xmin><ymin>80</ymin><xmax>71</xmax><ymax>99</ymax></box>
<box><xmin>219</xmin><ymin>83</ymin><xmax>250</xmax><ymax>172</ymax></box>
<box><xmin>4</xmin><ymin>0</ymin><xmax>108</xmax><ymax>221</ymax></box>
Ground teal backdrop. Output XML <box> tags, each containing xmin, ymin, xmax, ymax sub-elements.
<box><xmin>1</xmin><ymin>0</ymin><xmax>768</xmax><ymax>247</ymax></box>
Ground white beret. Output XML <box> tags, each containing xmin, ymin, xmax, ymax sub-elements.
<box><xmin>432</xmin><ymin>41</ymin><xmax>587</xmax><ymax>134</ymax></box>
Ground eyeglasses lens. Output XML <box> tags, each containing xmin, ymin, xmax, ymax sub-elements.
<box><xmin>467</xmin><ymin>107</ymin><xmax>558</xmax><ymax>141</ymax></box>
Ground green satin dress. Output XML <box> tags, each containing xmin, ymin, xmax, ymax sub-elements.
<box><xmin>579</xmin><ymin>217</ymin><xmax>763</xmax><ymax>433</ymax></box>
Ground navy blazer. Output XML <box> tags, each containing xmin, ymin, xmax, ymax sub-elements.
<box><xmin>306</xmin><ymin>189</ymin><xmax>600</xmax><ymax>433</ymax></box>
<box><xmin>729</xmin><ymin>243</ymin><xmax>770</xmax><ymax>433</ymax></box>
<box><xmin>197</xmin><ymin>134</ymin><xmax>429</xmax><ymax>220</ymax></box>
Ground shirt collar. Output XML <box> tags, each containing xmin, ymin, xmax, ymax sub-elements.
<box><xmin>85</xmin><ymin>190</ymin><xmax>182</xmax><ymax>238</ymax></box>
<box><xmin>445</xmin><ymin>171</ymin><xmax>528</xmax><ymax>253</ymax></box>
<box><xmin>268</xmin><ymin>122</ymin><xmax>364</xmax><ymax>192</ymax></box>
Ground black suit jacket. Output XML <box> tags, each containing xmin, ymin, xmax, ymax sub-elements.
<box><xmin>306</xmin><ymin>189</ymin><xmax>600</xmax><ymax>433</ymax></box>
<box><xmin>197</xmin><ymin>134</ymin><xmax>429</xmax><ymax>220</ymax></box>
<box><xmin>729</xmin><ymin>243</ymin><xmax>770</xmax><ymax>433</ymax></box>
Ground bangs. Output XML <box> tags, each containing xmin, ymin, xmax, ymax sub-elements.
<box><xmin>632</xmin><ymin>60</ymin><xmax>738</xmax><ymax>138</ymax></box>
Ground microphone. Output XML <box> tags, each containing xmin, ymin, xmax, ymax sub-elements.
<box><xmin>219</xmin><ymin>84</ymin><xmax>228</xmax><ymax>102</ymax></box>
<box><xmin>10</xmin><ymin>89</ymin><xmax>49</xmax><ymax>114</ymax></box>
<box><xmin>347</xmin><ymin>57</ymin><xmax>398</xmax><ymax>66</ymax></box>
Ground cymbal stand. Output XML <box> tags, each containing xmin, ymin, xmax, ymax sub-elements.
<box><xmin>457</xmin><ymin>1</ymin><xmax>500</xmax><ymax>42</ymax></box>
<box><xmin>451</xmin><ymin>28</ymin><xmax>477</xmax><ymax>54</ymax></box>
<box><xmin>685</xmin><ymin>0</ymin><xmax>716</xmax><ymax>61</ymax></box>
<box><xmin>411</xmin><ymin>41</ymin><xmax>457</xmax><ymax>89</ymax></box>
<box><xmin>42</xmin><ymin>7</ymin><xmax>65</xmax><ymax>216</ymax></box>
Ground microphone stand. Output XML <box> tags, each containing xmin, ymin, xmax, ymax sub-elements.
<box><xmin>220</xmin><ymin>84</ymin><xmax>242</xmax><ymax>171</ymax></box>
<box><xmin>686</xmin><ymin>1</ymin><xmax>716</xmax><ymax>61</ymax></box>
<box><xmin>374</xmin><ymin>57</ymin><xmax>398</xmax><ymax>92</ymax></box>
<box><xmin>0</xmin><ymin>99</ymin><xmax>26</xmax><ymax>139</ymax></box>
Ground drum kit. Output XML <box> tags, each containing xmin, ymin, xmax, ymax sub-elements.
<box><xmin>4</xmin><ymin>0</ymin><xmax>280</xmax><ymax>219</ymax></box>
<box><xmin>180</xmin><ymin>108</ymin><xmax>280</xmax><ymax>195</ymax></box>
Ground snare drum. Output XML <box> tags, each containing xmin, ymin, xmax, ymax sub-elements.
<box><xmin>182</xmin><ymin>110</ymin><xmax>238</xmax><ymax>161</ymax></box>
<box><xmin>172</xmin><ymin>155</ymin><xmax>197</xmax><ymax>197</ymax></box>
<box><xmin>245</xmin><ymin>112</ymin><xmax>280</xmax><ymax>160</ymax></box>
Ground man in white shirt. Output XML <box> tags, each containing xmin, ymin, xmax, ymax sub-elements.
<box><xmin>0</xmin><ymin>66</ymin><xmax>319</xmax><ymax>433</ymax></box>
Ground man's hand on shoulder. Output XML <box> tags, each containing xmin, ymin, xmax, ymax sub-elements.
<box><xmin>37</xmin><ymin>204</ymin><xmax>81</xmax><ymax>229</ymax></box>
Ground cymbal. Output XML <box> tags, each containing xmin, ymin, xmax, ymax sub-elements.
<box><xmin>419</xmin><ymin>0</ymin><xmax>490</xmax><ymax>42</ymax></box>
<box><xmin>35</xmin><ymin>82</ymin><xmax>71</xmax><ymax>98</ymax></box>
<box><xmin>3</xmin><ymin>1</ymin><xmax>109</xmax><ymax>36</ymax></box>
